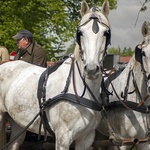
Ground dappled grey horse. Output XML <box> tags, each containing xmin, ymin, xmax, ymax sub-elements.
<box><xmin>98</xmin><ymin>21</ymin><xmax>150</xmax><ymax>150</ymax></box>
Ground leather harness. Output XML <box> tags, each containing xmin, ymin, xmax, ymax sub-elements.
<box><xmin>37</xmin><ymin>57</ymin><xmax>103</xmax><ymax>139</ymax></box>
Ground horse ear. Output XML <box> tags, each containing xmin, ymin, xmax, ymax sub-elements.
<box><xmin>141</xmin><ymin>21</ymin><xmax>150</xmax><ymax>37</ymax></box>
<box><xmin>101</xmin><ymin>0</ymin><xmax>109</xmax><ymax>17</ymax></box>
<box><xmin>80</xmin><ymin>0</ymin><xmax>89</xmax><ymax>17</ymax></box>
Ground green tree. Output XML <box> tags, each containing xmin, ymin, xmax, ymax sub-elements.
<box><xmin>0</xmin><ymin>0</ymin><xmax>117</xmax><ymax>60</ymax></box>
<box><xmin>134</xmin><ymin>0</ymin><xmax>150</xmax><ymax>27</ymax></box>
<box><xmin>107</xmin><ymin>47</ymin><xmax>120</xmax><ymax>55</ymax></box>
<box><xmin>108</xmin><ymin>47</ymin><xmax>134</xmax><ymax>56</ymax></box>
<box><xmin>121</xmin><ymin>47</ymin><xmax>134</xmax><ymax>56</ymax></box>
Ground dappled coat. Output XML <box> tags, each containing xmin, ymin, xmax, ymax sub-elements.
<box><xmin>14</xmin><ymin>41</ymin><xmax>47</xmax><ymax>67</ymax></box>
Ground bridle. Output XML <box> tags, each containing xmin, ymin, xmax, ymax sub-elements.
<box><xmin>135</xmin><ymin>43</ymin><xmax>150</xmax><ymax>90</ymax></box>
<box><xmin>76</xmin><ymin>11</ymin><xmax>111</xmax><ymax>62</ymax></box>
<box><xmin>102</xmin><ymin>41</ymin><xmax>150</xmax><ymax>111</ymax></box>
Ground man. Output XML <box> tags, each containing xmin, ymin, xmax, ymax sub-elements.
<box><xmin>12</xmin><ymin>30</ymin><xmax>47</xmax><ymax>67</ymax></box>
<box><xmin>0</xmin><ymin>46</ymin><xmax>9</xmax><ymax>61</ymax></box>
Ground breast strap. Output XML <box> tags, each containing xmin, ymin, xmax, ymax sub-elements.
<box><xmin>37</xmin><ymin>57</ymin><xmax>103</xmax><ymax>139</ymax></box>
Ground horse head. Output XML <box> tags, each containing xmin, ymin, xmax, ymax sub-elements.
<box><xmin>75</xmin><ymin>0</ymin><xmax>111</xmax><ymax>80</ymax></box>
<box><xmin>135</xmin><ymin>21</ymin><xmax>150</xmax><ymax>93</ymax></box>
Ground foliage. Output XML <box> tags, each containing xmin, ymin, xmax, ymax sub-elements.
<box><xmin>134</xmin><ymin>0</ymin><xmax>150</xmax><ymax>27</ymax></box>
<box><xmin>65</xmin><ymin>42</ymin><xmax>76</xmax><ymax>55</ymax></box>
<box><xmin>107</xmin><ymin>47</ymin><xmax>120</xmax><ymax>55</ymax></box>
<box><xmin>0</xmin><ymin>0</ymin><xmax>117</xmax><ymax>60</ymax></box>
<box><xmin>108</xmin><ymin>47</ymin><xmax>134</xmax><ymax>56</ymax></box>
<box><xmin>140</xmin><ymin>0</ymin><xmax>150</xmax><ymax>12</ymax></box>
<box><xmin>121</xmin><ymin>47</ymin><xmax>134</xmax><ymax>56</ymax></box>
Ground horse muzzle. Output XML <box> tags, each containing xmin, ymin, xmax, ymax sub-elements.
<box><xmin>84</xmin><ymin>64</ymin><xmax>100</xmax><ymax>80</ymax></box>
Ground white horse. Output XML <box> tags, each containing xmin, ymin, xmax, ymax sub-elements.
<box><xmin>0</xmin><ymin>0</ymin><xmax>111</xmax><ymax>150</ymax></box>
<box><xmin>97</xmin><ymin>21</ymin><xmax>150</xmax><ymax>150</ymax></box>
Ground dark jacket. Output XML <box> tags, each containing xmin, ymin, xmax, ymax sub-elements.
<box><xmin>14</xmin><ymin>41</ymin><xmax>47</xmax><ymax>67</ymax></box>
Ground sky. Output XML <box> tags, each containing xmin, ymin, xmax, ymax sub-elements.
<box><xmin>108</xmin><ymin>0</ymin><xmax>150</xmax><ymax>50</ymax></box>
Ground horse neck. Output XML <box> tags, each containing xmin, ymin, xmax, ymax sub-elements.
<box><xmin>128</xmin><ymin>56</ymin><xmax>147</xmax><ymax>100</ymax></box>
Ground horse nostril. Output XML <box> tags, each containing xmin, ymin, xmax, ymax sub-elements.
<box><xmin>96</xmin><ymin>65</ymin><xmax>99</xmax><ymax>73</ymax></box>
<box><xmin>84</xmin><ymin>65</ymin><xmax>87</xmax><ymax>72</ymax></box>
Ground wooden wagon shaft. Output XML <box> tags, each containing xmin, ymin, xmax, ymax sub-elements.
<box><xmin>93</xmin><ymin>137</ymin><xmax>150</xmax><ymax>146</ymax></box>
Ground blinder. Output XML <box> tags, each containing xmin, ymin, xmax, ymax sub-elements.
<box><xmin>135</xmin><ymin>45</ymin><xmax>145</xmax><ymax>64</ymax></box>
<box><xmin>104</xmin><ymin>29</ymin><xmax>111</xmax><ymax>51</ymax></box>
<box><xmin>76</xmin><ymin>28</ymin><xmax>82</xmax><ymax>47</ymax></box>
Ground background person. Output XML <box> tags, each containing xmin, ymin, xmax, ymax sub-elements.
<box><xmin>12</xmin><ymin>30</ymin><xmax>47</xmax><ymax>67</ymax></box>
<box><xmin>0</xmin><ymin>46</ymin><xmax>9</xmax><ymax>61</ymax></box>
<box><xmin>9</xmin><ymin>30</ymin><xmax>47</xmax><ymax>148</ymax></box>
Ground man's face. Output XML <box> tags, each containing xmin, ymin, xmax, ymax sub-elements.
<box><xmin>16</xmin><ymin>38</ymin><xmax>29</xmax><ymax>49</ymax></box>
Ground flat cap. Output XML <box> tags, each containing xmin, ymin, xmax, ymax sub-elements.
<box><xmin>12</xmin><ymin>30</ymin><xmax>33</xmax><ymax>40</ymax></box>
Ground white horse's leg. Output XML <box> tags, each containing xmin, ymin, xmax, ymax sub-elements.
<box><xmin>54</xmin><ymin>130</ymin><xmax>95</xmax><ymax>150</ymax></box>
<box><xmin>75</xmin><ymin>130</ymin><xmax>95</xmax><ymax>150</ymax></box>
<box><xmin>55</xmin><ymin>132</ymin><xmax>72</xmax><ymax>150</ymax></box>
<box><xmin>7</xmin><ymin>116</ymin><xmax>26</xmax><ymax>150</ymax></box>
<box><xmin>0</xmin><ymin>112</ymin><xmax>6</xmax><ymax>148</ymax></box>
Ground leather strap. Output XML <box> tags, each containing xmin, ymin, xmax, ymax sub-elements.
<box><xmin>37</xmin><ymin>59</ymin><xmax>66</xmax><ymax>138</ymax></box>
<box><xmin>42</xmin><ymin>93</ymin><xmax>103</xmax><ymax>111</ymax></box>
<box><xmin>105</xmin><ymin>101</ymin><xmax>150</xmax><ymax>114</ymax></box>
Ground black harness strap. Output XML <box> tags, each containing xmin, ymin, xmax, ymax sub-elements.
<box><xmin>37</xmin><ymin>60</ymin><xmax>66</xmax><ymax>139</ymax></box>
<box><xmin>121</xmin><ymin>70</ymin><xmax>132</xmax><ymax>101</ymax></box>
<box><xmin>132</xmin><ymin>71</ymin><xmax>142</xmax><ymax>100</ymax></box>
<box><xmin>61</xmin><ymin>57</ymin><xmax>73</xmax><ymax>94</ymax></box>
<box><xmin>105</xmin><ymin>101</ymin><xmax>150</xmax><ymax>114</ymax></box>
<box><xmin>37</xmin><ymin>61</ymin><xmax>64</xmax><ymax>102</ymax></box>
<box><xmin>0</xmin><ymin>111</ymin><xmax>41</xmax><ymax>150</ymax></box>
<box><xmin>37</xmin><ymin>57</ymin><xmax>104</xmax><ymax>140</ymax></box>
<box><xmin>42</xmin><ymin>93</ymin><xmax>103</xmax><ymax>111</ymax></box>
<box><xmin>76</xmin><ymin>61</ymin><xmax>100</xmax><ymax>105</ymax></box>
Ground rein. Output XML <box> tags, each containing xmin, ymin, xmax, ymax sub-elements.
<box><xmin>102</xmin><ymin>64</ymin><xmax>150</xmax><ymax>112</ymax></box>
<box><xmin>72</xmin><ymin>58</ymin><xmax>86</xmax><ymax>97</ymax></box>
<box><xmin>0</xmin><ymin>111</ymin><xmax>41</xmax><ymax>150</ymax></box>
<box><xmin>103</xmin><ymin>69</ymin><xmax>134</xmax><ymax>110</ymax></box>
<box><xmin>75</xmin><ymin>61</ymin><xmax>101</xmax><ymax>104</ymax></box>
